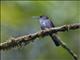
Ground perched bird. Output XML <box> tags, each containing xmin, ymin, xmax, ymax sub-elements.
<box><xmin>39</xmin><ymin>15</ymin><xmax>60</xmax><ymax>46</ymax></box>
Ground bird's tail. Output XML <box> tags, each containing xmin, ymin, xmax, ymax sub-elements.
<box><xmin>50</xmin><ymin>34</ymin><xmax>61</xmax><ymax>46</ymax></box>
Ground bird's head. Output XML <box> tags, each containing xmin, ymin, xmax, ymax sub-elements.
<box><xmin>39</xmin><ymin>15</ymin><xmax>49</xmax><ymax>19</ymax></box>
<box><xmin>32</xmin><ymin>15</ymin><xmax>49</xmax><ymax>20</ymax></box>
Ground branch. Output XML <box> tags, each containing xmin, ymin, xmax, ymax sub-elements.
<box><xmin>0</xmin><ymin>23</ymin><xmax>80</xmax><ymax>60</ymax></box>
<box><xmin>59</xmin><ymin>38</ymin><xmax>78</xmax><ymax>60</ymax></box>
<box><xmin>0</xmin><ymin>23</ymin><xmax>80</xmax><ymax>50</ymax></box>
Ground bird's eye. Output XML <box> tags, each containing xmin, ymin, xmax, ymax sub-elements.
<box><xmin>40</xmin><ymin>16</ymin><xmax>43</xmax><ymax>18</ymax></box>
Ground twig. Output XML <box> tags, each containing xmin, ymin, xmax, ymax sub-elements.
<box><xmin>0</xmin><ymin>23</ymin><xmax>80</xmax><ymax>60</ymax></box>
<box><xmin>59</xmin><ymin>39</ymin><xmax>78</xmax><ymax>60</ymax></box>
<box><xmin>0</xmin><ymin>23</ymin><xmax>80</xmax><ymax>50</ymax></box>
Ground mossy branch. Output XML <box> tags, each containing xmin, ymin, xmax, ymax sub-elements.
<box><xmin>0</xmin><ymin>23</ymin><xmax>80</xmax><ymax>60</ymax></box>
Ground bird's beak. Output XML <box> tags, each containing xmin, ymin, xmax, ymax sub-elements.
<box><xmin>32</xmin><ymin>16</ymin><xmax>39</xmax><ymax>19</ymax></box>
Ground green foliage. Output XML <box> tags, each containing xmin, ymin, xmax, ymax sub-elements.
<box><xmin>1</xmin><ymin>1</ymin><xmax>80</xmax><ymax>60</ymax></box>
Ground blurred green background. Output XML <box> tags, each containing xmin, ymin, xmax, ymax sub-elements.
<box><xmin>1</xmin><ymin>1</ymin><xmax>80</xmax><ymax>60</ymax></box>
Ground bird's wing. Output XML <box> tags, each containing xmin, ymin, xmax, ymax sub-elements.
<box><xmin>49</xmin><ymin>20</ymin><xmax>55</xmax><ymax>27</ymax></box>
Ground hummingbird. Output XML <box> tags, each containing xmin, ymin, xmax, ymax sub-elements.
<box><xmin>39</xmin><ymin>15</ymin><xmax>60</xmax><ymax>46</ymax></box>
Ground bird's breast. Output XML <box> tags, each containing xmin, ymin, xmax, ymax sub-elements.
<box><xmin>40</xmin><ymin>20</ymin><xmax>52</xmax><ymax>28</ymax></box>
